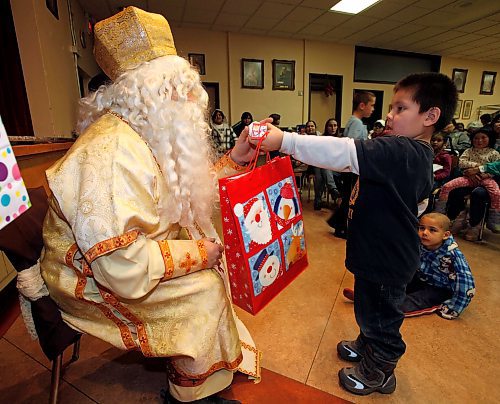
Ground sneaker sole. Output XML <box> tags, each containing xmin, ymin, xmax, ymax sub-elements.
<box><xmin>338</xmin><ymin>369</ymin><xmax>396</xmax><ymax>396</ymax></box>
<box><xmin>404</xmin><ymin>305</ymin><xmax>440</xmax><ymax>318</ymax></box>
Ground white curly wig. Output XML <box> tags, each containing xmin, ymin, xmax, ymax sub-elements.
<box><xmin>77</xmin><ymin>55</ymin><xmax>217</xmax><ymax>228</ymax></box>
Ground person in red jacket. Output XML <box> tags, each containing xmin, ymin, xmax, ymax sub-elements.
<box><xmin>431</xmin><ymin>132</ymin><xmax>452</xmax><ymax>188</ymax></box>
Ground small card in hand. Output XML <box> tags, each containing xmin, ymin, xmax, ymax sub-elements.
<box><xmin>248</xmin><ymin>122</ymin><xmax>268</xmax><ymax>141</ymax></box>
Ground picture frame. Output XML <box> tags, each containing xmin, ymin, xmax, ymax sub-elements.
<box><xmin>454</xmin><ymin>99</ymin><xmax>463</xmax><ymax>119</ymax></box>
<box><xmin>188</xmin><ymin>53</ymin><xmax>206</xmax><ymax>75</ymax></box>
<box><xmin>272</xmin><ymin>59</ymin><xmax>295</xmax><ymax>91</ymax></box>
<box><xmin>451</xmin><ymin>68</ymin><xmax>467</xmax><ymax>93</ymax></box>
<box><xmin>241</xmin><ymin>59</ymin><xmax>264</xmax><ymax>89</ymax></box>
<box><xmin>462</xmin><ymin>100</ymin><xmax>473</xmax><ymax>120</ymax></box>
<box><xmin>480</xmin><ymin>71</ymin><xmax>496</xmax><ymax>95</ymax></box>
<box><xmin>46</xmin><ymin>0</ymin><xmax>59</xmax><ymax>20</ymax></box>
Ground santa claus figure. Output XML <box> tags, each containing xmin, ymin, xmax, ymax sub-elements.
<box><xmin>234</xmin><ymin>196</ymin><xmax>272</xmax><ymax>252</ymax></box>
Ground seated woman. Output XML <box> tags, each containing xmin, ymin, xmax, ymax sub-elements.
<box><xmin>435</xmin><ymin>127</ymin><xmax>499</xmax><ymax>237</ymax></box>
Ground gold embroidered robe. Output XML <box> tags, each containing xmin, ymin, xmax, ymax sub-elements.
<box><xmin>41</xmin><ymin>113</ymin><xmax>259</xmax><ymax>380</ymax></box>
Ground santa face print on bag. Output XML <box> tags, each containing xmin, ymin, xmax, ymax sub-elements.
<box><xmin>234</xmin><ymin>193</ymin><xmax>273</xmax><ymax>253</ymax></box>
<box><xmin>248</xmin><ymin>240</ymin><xmax>283</xmax><ymax>296</ymax></box>
<box><xmin>267</xmin><ymin>177</ymin><xmax>300</xmax><ymax>230</ymax></box>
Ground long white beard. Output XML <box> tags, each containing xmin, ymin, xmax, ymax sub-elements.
<box><xmin>142</xmin><ymin>100</ymin><xmax>217</xmax><ymax>228</ymax></box>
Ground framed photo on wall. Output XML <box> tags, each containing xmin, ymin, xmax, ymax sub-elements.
<box><xmin>188</xmin><ymin>53</ymin><xmax>206</xmax><ymax>75</ymax></box>
<box><xmin>451</xmin><ymin>68</ymin><xmax>467</xmax><ymax>93</ymax></box>
<box><xmin>480</xmin><ymin>71</ymin><xmax>496</xmax><ymax>95</ymax></box>
<box><xmin>272</xmin><ymin>59</ymin><xmax>295</xmax><ymax>91</ymax></box>
<box><xmin>454</xmin><ymin>99</ymin><xmax>463</xmax><ymax>119</ymax></box>
<box><xmin>241</xmin><ymin>59</ymin><xmax>264</xmax><ymax>89</ymax></box>
<box><xmin>462</xmin><ymin>100</ymin><xmax>473</xmax><ymax>120</ymax></box>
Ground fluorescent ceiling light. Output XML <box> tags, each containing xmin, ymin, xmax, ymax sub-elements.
<box><xmin>330</xmin><ymin>0</ymin><xmax>381</xmax><ymax>14</ymax></box>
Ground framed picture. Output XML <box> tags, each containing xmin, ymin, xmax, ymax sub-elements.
<box><xmin>480</xmin><ymin>71</ymin><xmax>496</xmax><ymax>95</ymax></box>
<box><xmin>272</xmin><ymin>59</ymin><xmax>295</xmax><ymax>91</ymax></box>
<box><xmin>188</xmin><ymin>53</ymin><xmax>206</xmax><ymax>75</ymax></box>
<box><xmin>46</xmin><ymin>0</ymin><xmax>59</xmax><ymax>19</ymax></box>
<box><xmin>451</xmin><ymin>68</ymin><xmax>467</xmax><ymax>93</ymax></box>
<box><xmin>241</xmin><ymin>59</ymin><xmax>264</xmax><ymax>89</ymax></box>
<box><xmin>462</xmin><ymin>100</ymin><xmax>473</xmax><ymax>120</ymax></box>
<box><xmin>454</xmin><ymin>100</ymin><xmax>463</xmax><ymax>119</ymax></box>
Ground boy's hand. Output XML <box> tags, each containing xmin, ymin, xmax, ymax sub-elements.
<box><xmin>202</xmin><ymin>238</ymin><xmax>224</xmax><ymax>268</ymax></box>
<box><xmin>247</xmin><ymin>118</ymin><xmax>285</xmax><ymax>152</ymax></box>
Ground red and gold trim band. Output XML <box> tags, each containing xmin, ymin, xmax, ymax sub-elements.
<box><xmin>158</xmin><ymin>239</ymin><xmax>175</xmax><ymax>280</ymax></box>
<box><xmin>196</xmin><ymin>239</ymin><xmax>208</xmax><ymax>268</ymax></box>
<box><xmin>167</xmin><ymin>352</ymin><xmax>243</xmax><ymax>386</ymax></box>
<box><xmin>214</xmin><ymin>153</ymin><xmax>247</xmax><ymax>172</ymax></box>
<box><xmin>85</xmin><ymin>230</ymin><xmax>140</xmax><ymax>263</ymax></box>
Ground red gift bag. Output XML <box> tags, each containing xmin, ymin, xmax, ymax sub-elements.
<box><xmin>219</xmin><ymin>155</ymin><xmax>308</xmax><ymax>314</ymax></box>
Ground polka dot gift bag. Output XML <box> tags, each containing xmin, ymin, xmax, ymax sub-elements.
<box><xmin>0</xmin><ymin>116</ymin><xmax>30</xmax><ymax>230</ymax></box>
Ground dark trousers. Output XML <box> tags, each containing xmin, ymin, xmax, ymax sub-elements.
<box><xmin>447</xmin><ymin>186</ymin><xmax>490</xmax><ymax>225</ymax></box>
<box><xmin>331</xmin><ymin>173</ymin><xmax>357</xmax><ymax>232</ymax></box>
<box><xmin>354</xmin><ymin>277</ymin><xmax>406</xmax><ymax>374</ymax></box>
<box><xmin>402</xmin><ymin>277</ymin><xmax>452</xmax><ymax>313</ymax></box>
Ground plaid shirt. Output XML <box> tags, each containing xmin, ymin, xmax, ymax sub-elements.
<box><xmin>418</xmin><ymin>236</ymin><xmax>475</xmax><ymax>318</ymax></box>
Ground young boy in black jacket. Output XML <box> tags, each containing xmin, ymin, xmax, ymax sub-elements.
<box><xmin>247</xmin><ymin>73</ymin><xmax>457</xmax><ymax>395</ymax></box>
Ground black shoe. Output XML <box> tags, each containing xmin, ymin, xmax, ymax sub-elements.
<box><xmin>338</xmin><ymin>364</ymin><xmax>396</xmax><ymax>396</ymax></box>
<box><xmin>334</xmin><ymin>229</ymin><xmax>347</xmax><ymax>239</ymax></box>
<box><xmin>314</xmin><ymin>203</ymin><xmax>322</xmax><ymax>211</ymax></box>
<box><xmin>337</xmin><ymin>339</ymin><xmax>364</xmax><ymax>362</ymax></box>
<box><xmin>326</xmin><ymin>213</ymin><xmax>336</xmax><ymax>228</ymax></box>
<box><xmin>162</xmin><ymin>389</ymin><xmax>241</xmax><ymax>404</ymax></box>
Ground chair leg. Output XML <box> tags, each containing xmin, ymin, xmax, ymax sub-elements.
<box><xmin>49</xmin><ymin>354</ymin><xmax>63</xmax><ymax>404</ymax></box>
<box><xmin>478</xmin><ymin>201</ymin><xmax>489</xmax><ymax>241</ymax></box>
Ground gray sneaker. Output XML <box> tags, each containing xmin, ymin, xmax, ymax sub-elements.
<box><xmin>338</xmin><ymin>364</ymin><xmax>396</xmax><ymax>396</ymax></box>
<box><xmin>337</xmin><ymin>339</ymin><xmax>365</xmax><ymax>362</ymax></box>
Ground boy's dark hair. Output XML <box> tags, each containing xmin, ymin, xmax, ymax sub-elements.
<box><xmin>480</xmin><ymin>113</ymin><xmax>491</xmax><ymax>124</ymax></box>
<box><xmin>352</xmin><ymin>91</ymin><xmax>375</xmax><ymax>112</ymax></box>
<box><xmin>394</xmin><ymin>73</ymin><xmax>458</xmax><ymax>132</ymax></box>
<box><xmin>473</xmin><ymin>126</ymin><xmax>496</xmax><ymax>148</ymax></box>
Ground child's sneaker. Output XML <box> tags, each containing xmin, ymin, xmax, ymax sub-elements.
<box><xmin>337</xmin><ymin>339</ymin><xmax>365</xmax><ymax>362</ymax></box>
<box><xmin>338</xmin><ymin>364</ymin><xmax>396</xmax><ymax>396</ymax></box>
<box><xmin>464</xmin><ymin>224</ymin><xmax>481</xmax><ymax>241</ymax></box>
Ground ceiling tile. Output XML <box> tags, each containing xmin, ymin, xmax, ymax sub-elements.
<box><xmin>314</xmin><ymin>11</ymin><xmax>352</xmax><ymax>26</ymax></box>
<box><xmin>345</xmin><ymin>20</ymin><xmax>402</xmax><ymax>42</ymax></box>
<box><xmin>244</xmin><ymin>16</ymin><xmax>280</xmax><ymax>31</ymax></box>
<box><xmin>454</xmin><ymin>19</ymin><xmax>499</xmax><ymax>34</ymax></box>
<box><xmin>386</xmin><ymin>6</ymin><xmax>432</xmax><ymax>23</ymax></box>
<box><xmin>214</xmin><ymin>13</ymin><xmax>249</xmax><ymax>26</ymax></box>
<box><xmin>185</xmin><ymin>0</ymin><xmax>224</xmax><ymax>12</ymax></box>
<box><xmin>284</xmin><ymin>6</ymin><xmax>325</xmax><ymax>22</ymax></box>
<box><xmin>300</xmin><ymin>0</ymin><xmax>339</xmax><ymax>10</ymax></box>
<box><xmin>361</xmin><ymin>0</ymin><xmax>408</xmax><ymax>19</ymax></box>
<box><xmin>253</xmin><ymin>2</ymin><xmax>296</xmax><ymax>19</ymax></box>
<box><xmin>184</xmin><ymin>8</ymin><xmax>218</xmax><ymax>24</ymax></box>
<box><xmin>221</xmin><ymin>0</ymin><xmax>261</xmax><ymax>15</ymax></box>
<box><xmin>298</xmin><ymin>24</ymin><xmax>332</xmax><ymax>36</ymax></box>
<box><xmin>273</xmin><ymin>20</ymin><xmax>304</xmax><ymax>33</ymax></box>
<box><xmin>414</xmin><ymin>0</ymin><xmax>456</xmax><ymax>9</ymax></box>
<box><xmin>475</xmin><ymin>24</ymin><xmax>500</xmax><ymax>37</ymax></box>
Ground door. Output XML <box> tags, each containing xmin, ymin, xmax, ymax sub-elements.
<box><xmin>203</xmin><ymin>82</ymin><xmax>220</xmax><ymax>116</ymax></box>
<box><xmin>308</xmin><ymin>74</ymin><xmax>343</xmax><ymax>129</ymax></box>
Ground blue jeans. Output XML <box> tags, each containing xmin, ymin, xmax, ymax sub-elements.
<box><xmin>353</xmin><ymin>277</ymin><xmax>407</xmax><ymax>373</ymax></box>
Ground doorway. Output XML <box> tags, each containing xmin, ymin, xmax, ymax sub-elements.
<box><xmin>308</xmin><ymin>74</ymin><xmax>343</xmax><ymax>129</ymax></box>
<box><xmin>202</xmin><ymin>82</ymin><xmax>220</xmax><ymax>116</ymax></box>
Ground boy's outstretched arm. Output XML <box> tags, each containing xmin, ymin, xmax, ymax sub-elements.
<box><xmin>248</xmin><ymin>122</ymin><xmax>359</xmax><ymax>174</ymax></box>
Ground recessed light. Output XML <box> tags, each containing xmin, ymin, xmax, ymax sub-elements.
<box><xmin>330</xmin><ymin>0</ymin><xmax>382</xmax><ymax>15</ymax></box>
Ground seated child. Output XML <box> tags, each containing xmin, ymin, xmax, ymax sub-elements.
<box><xmin>343</xmin><ymin>213</ymin><xmax>475</xmax><ymax>320</ymax></box>
<box><xmin>435</xmin><ymin>127</ymin><xmax>500</xmax><ymax>234</ymax></box>
<box><xmin>431</xmin><ymin>132</ymin><xmax>452</xmax><ymax>189</ymax></box>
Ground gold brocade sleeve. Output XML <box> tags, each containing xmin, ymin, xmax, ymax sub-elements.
<box><xmin>158</xmin><ymin>239</ymin><xmax>209</xmax><ymax>281</ymax></box>
<box><xmin>214</xmin><ymin>153</ymin><xmax>247</xmax><ymax>180</ymax></box>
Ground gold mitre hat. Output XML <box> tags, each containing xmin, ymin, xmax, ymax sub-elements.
<box><xmin>94</xmin><ymin>6</ymin><xmax>177</xmax><ymax>81</ymax></box>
